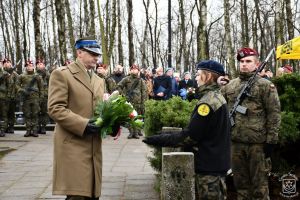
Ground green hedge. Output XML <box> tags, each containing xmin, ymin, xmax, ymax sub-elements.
<box><xmin>144</xmin><ymin>97</ymin><xmax>197</xmax><ymax>171</ymax></box>
<box><xmin>272</xmin><ymin>73</ymin><xmax>300</xmax><ymax>174</ymax></box>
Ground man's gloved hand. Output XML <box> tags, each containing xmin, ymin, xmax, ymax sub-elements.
<box><xmin>84</xmin><ymin>119</ymin><xmax>101</xmax><ymax>135</ymax></box>
<box><xmin>111</xmin><ymin>124</ymin><xmax>120</xmax><ymax>137</ymax></box>
<box><xmin>263</xmin><ymin>143</ymin><xmax>275</xmax><ymax>158</ymax></box>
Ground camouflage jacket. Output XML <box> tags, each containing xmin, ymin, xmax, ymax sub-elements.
<box><xmin>6</xmin><ymin>71</ymin><xmax>19</xmax><ymax>99</ymax></box>
<box><xmin>36</xmin><ymin>69</ymin><xmax>50</xmax><ymax>98</ymax></box>
<box><xmin>117</xmin><ymin>74</ymin><xmax>148</xmax><ymax>105</ymax></box>
<box><xmin>0</xmin><ymin>68</ymin><xmax>9</xmax><ymax>99</ymax></box>
<box><xmin>222</xmin><ymin>72</ymin><xmax>281</xmax><ymax>144</ymax></box>
<box><xmin>17</xmin><ymin>71</ymin><xmax>44</xmax><ymax>100</ymax></box>
<box><xmin>97</xmin><ymin>73</ymin><xmax>116</xmax><ymax>94</ymax></box>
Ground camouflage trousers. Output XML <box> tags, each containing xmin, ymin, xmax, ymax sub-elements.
<box><xmin>195</xmin><ymin>174</ymin><xmax>227</xmax><ymax>200</ymax></box>
<box><xmin>0</xmin><ymin>99</ymin><xmax>8</xmax><ymax>131</ymax></box>
<box><xmin>38</xmin><ymin>98</ymin><xmax>49</xmax><ymax>128</ymax></box>
<box><xmin>7</xmin><ymin>99</ymin><xmax>16</xmax><ymax>128</ymax></box>
<box><xmin>232</xmin><ymin>143</ymin><xmax>271</xmax><ymax>200</ymax></box>
<box><xmin>23</xmin><ymin>98</ymin><xmax>40</xmax><ymax>131</ymax></box>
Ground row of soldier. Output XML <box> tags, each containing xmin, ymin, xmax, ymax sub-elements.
<box><xmin>0</xmin><ymin>59</ymin><xmax>50</xmax><ymax>137</ymax></box>
<box><xmin>0</xmin><ymin>57</ymin><xmax>197</xmax><ymax>138</ymax></box>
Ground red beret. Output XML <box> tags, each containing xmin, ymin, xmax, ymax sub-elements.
<box><xmin>36</xmin><ymin>59</ymin><xmax>44</xmax><ymax>65</ymax></box>
<box><xmin>283</xmin><ymin>64</ymin><xmax>293</xmax><ymax>73</ymax></box>
<box><xmin>130</xmin><ymin>64</ymin><xmax>140</xmax><ymax>70</ymax></box>
<box><xmin>64</xmin><ymin>59</ymin><xmax>72</xmax><ymax>65</ymax></box>
<box><xmin>2</xmin><ymin>58</ymin><xmax>11</xmax><ymax>64</ymax></box>
<box><xmin>96</xmin><ymin>63</ymin><xmax>107</xmax><ymax>69</ymax></box>
<box><xmin>237</xmin><ymin>47</ymin><xmax>259</xmax><ymax>61</ymax></box>
<box><xmin>25</xmin><ymin>60</ymin><xmax>33</xmax><ymax>66</ymax></box>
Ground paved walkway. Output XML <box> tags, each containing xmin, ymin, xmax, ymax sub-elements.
<box><xmin>0</xmin><ymin>129</ymin><xmax>159</xmax><ymax>200</ymax></box>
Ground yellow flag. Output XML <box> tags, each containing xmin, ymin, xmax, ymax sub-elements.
<box><xmin>276</xmin><ymin>36</ymin><xmax>300</xmax><ymax>59</ymax></box>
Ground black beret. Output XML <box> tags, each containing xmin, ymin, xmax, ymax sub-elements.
<box><xmin>196</xmin><ymin>60</ymin><xmax>225</xmax><ymax>76</ymax></box>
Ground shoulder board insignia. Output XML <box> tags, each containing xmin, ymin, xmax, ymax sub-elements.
<box><xmin>197</xmin><ymin>103</ymin><xmax>210</xmax><ymax>116</ymax></box>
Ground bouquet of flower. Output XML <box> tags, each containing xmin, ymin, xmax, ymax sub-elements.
<box><xmin>93</xmin><ymin>91</ymin><xmax>144</xmax><ymax>139</ymax></box>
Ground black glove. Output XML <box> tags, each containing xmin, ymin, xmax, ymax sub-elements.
<box><xmin>263</xmin><ymin>143</ymin><xmax>275</xmax><ymax>158</ymax></box>
<box><xmin>142</xmin><ymin>135</ymin><xmax>163</xmax><ymax>146</ymax></box>
<box><xmin>84</xmin><ymin>119</ymin><xmax>101</xmax><ymax>135</ymax></box>
<box><xmin>111</xmin><ymin>124</ymin><xmax>120</xmax><ymax>137</ymax></box>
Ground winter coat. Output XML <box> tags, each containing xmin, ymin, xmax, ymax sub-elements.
<box><xmin>48</xmin><ymin>59</ymin><xmax>105</xmax><ymax>197</ymax></box>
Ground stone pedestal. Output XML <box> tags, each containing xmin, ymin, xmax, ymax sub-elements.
<box><xmin>161</xmin><ymin>152</ymin><xmax>195</xmax><ymax>200</ymax></box>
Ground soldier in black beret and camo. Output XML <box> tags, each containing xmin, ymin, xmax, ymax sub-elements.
<box><xmin>221</xmin><ymin>47</ymin><xmax>281</xmax><ymax>200</ymax></box>
<box><xmin>143</xmin><ymin>60</ymin><xmax>231</xmax><ymax>199</ymax></box>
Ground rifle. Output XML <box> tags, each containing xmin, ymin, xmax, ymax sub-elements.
<box><xmin>229</xmin><ymin>48</ymin><xmax>275</xmax><ymax>127</ymax></box>
<box><xmin>10</xmin><ymin>59</ymin><xmax>21</xmax><ymax>73</ymax></box>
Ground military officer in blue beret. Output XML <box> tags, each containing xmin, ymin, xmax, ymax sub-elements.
<box><xmin>143</xmin><ymin>60</ymin><xmax>231</xmax><ymax>200</ymax></box>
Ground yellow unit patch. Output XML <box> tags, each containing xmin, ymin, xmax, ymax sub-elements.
<box><xmin>198</xmin><ymin>104</ymin><xmax>210</xmax><ymax>116</ymax></box>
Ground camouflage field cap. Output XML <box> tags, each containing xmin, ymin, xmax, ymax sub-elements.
<box><xmin>75</xmin><ymin>37</ymin><xmax>102</xmax><ymax>56</ymax></box>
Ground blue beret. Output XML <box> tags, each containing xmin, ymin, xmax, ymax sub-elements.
<box><xmin>196</xmin><ymin>60</ymin><xmax>225</xmax><ymax>76</ymax></box>
<box><xmin>75</xmin><ymin>38</ymin><xmax>102</xmax><ymax>55</ymax></box>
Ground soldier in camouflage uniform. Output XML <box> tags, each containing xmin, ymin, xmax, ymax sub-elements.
<box><xmin>221</xmin><ymin>47</ymin><xmax>281</xmax><ymax>200</ymax></box>
<box><xmin>143</xmin><ymin>60</ymin><xmax>231</xmax><ymax>199</ymax></box>
<box><xmin>3</xmin><ymin>58</ymin><xmax>19</xmax><ymax>134</ymax></box>
<box><xmin>0</xmin><ymin>59</ymin><xmax>10</xmax><ymax>137</ymax></box>
<box><xmin>117</xmin><ymin>64</ymin><xmax>148</xmax><ymax>139</ymax></box>
<box><xmin>36</xmin><ymin>59</ymin><xmax>50</xmax><ymax>134</ymax></box>
<box><xmin>17</xmin><ymin>60</ymin><xmax>44</xmax><ymax>137</ymax></box>
<box><xmin>96</xmin><ymin>63</ymin><xmax>116</xmax><ymax>94</ymax></box>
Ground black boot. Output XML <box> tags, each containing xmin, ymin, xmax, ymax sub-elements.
<box><xmin>24</xmin><ymin>130</ymin><xmax>31</xmax><ymax>137</ymax></box>
<box><xmin>127</xmin><ymin>132</ymin><xmax>134</xmax><ymax>139</ymax></box>
<box><xmin>0</xmin><ymin>130</ymin><xmax>5</xmax><ymax>137</ymax></box>
<box><xmin>31</xmin><ymin>130</ymin><xmax>39</xmax><ymax>137</ymax></box>
<box><xmin>7</xmin><ymin>126</ymin><xmax>14</xmax><ymax>134</ymax></box>
<box><xmin>137</xmin><ymin>130</ymin><xmax>143</xmax><ymax>136</ymax></box>
<box><xmin>39</xmin><ymin>126</ymin><xmax>46</xmax><ymax>134</ymax></box>
<box><xmin>132</xmin><ymin>131</ymin><xmax>140</xmax><ymax>139</ymax></box>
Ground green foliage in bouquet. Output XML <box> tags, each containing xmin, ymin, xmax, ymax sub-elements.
<box><xmin>144</xmin><ymin>96</ymin><xmax>197</xmax><ymax>172</ymax></box>
<box><xmin>271</xmin><ymin>73</ymin><xmax>300</xmax><ymax>174</ymax></box>
<box><xmin>93</xmin><ymin>92</ymin><xmax>143</xmax><ymax>138</ymax></box>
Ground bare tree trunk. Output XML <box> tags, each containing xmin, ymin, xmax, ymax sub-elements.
<box><xmin>0</xmin><ymin>0</ymin><xmax>8</xmax><ymax>57</ymax></box>
<box><xmin>79</xmin><ymin>0</ymin><xmax>83</xmax><ymax>37</ymax></box>
<box><xmin>14</xmin><ymin>0</ymin><xmax>22</xmax><ymax>72</ymax></box>
<box><xmin>33</xmin><ymin>0</ymin><xmax>45</xmax><ymax>59</ymax></box>
<box><xmin>98</xmin><ymin>0</ymin><xmax>109</xmax><ymax>64</ymax></box>
<box><xmin>89</xmin><ymin>0</ymin><xmax>96</xmax><ymax>36</ymax></box>
<box><xmin>117</xmin><ymin>0</ymin><xmax>123</xmax><ymax>65</ymax></box>
<box><xmin>240</xmin><ymin>0</ymin><xmax>249</xmax><ymax>46</ymax></box>
<box><xmin>55</xmin><ymin>0</ymin><xmax>67</xmax><ymax>65</ymax></box>
<box><xmin>143</xmin><ymin>0</ymin><xmax>156</xmax><ymax>68</ymax></box>
<box><xmin>83</xmin><ymin>0</ymin><xmax>89</xmax><ymax>35</ymax></box>
<box><xmin>179</xmin><ymin>0</ymin><xmax>189</xmax><ymax>71</ymax></box>
<box><xmin>107</xmin><ymin>0</ymin><xmax>117</xmax><ymax>61</ymax></box>
<box><xmin>51</xmin><ymin>0</ymin><xmax>59</xmax><ymax>64</ymax></box>
<box><xmin>274</xmin><ymin>0</ymin><xmax>284</xmax><ymax>46</ymax></box>
<box><xmin>196</xmin><ymin>0</ymin><xmax>208</xmax><ymax>60</ymax></box>
<box><xmin>127</xmin><ymin>0</ymin><xmax>134</xmax><ymax>66</ymax></box>
<box><xmin>20</xmin><ymin>0</ymin><xmax>28</xmax><ymax>62</ymax></box>
<box><xmin>285</xmin><ymin>0</ymin><xmax>294</xmax><ymax>40</ymax></box>
<box><xmin>224</xmin><ymin>0</ymin><xmax>237</xmax><ymax>77</ymax></box>
<box><xmin>0</xmin><ymin>0</ymin><xmax>13</xmax><ymax>59</ymax></box>
<box><xmin>65</xmin><ymin>0</ymin><xmax>76</xmax><ymax>59</ymax></box>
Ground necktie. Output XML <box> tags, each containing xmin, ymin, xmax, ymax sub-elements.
<box><xmin>87</xmin><ymin>70</ymin><xmax>92</xmax><ymax>79</ymax></box>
